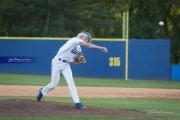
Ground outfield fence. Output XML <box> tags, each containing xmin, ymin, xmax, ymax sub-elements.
<box><xmin>0</xmin><ymin>37</ymin><xmax>170</xmax><ymax>80</ymax></box>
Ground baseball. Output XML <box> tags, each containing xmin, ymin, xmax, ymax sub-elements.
<box><xmin>159</xmin><ymin>21</ymin><xmax>164</xmax><ymax>26</ymax></box>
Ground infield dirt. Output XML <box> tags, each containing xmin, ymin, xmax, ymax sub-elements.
<box><xmin>0</xmin><ymin>85</ymin><xmax>180</xmax><ymax>99</ymax></box>
<box><xmin>0</xmin><ymin>85</ymin><xmax>179</xmax><ymax>116</ymax></box>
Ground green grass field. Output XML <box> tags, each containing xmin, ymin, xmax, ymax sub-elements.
<box><xmin>0</xmin><ymin>73</ymin><xmax>180</xmax><ymax>120</ymax></box>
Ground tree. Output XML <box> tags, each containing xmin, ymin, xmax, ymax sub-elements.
<box><xmin>0</xmin><ymin>0</ymin><xmax>179</xmax><ymax>63</ymax></box>
<box><xmin>129</xmin><ymin>0</ymin><xmax>180</xmax><ymax>63</ymax></box>
<box><xmin>78</xmin><ymin>0</ymin><xmax>130</xmax><ymax>38</ymax></box>
<box><xmin>0</xmin><ymin>0</ymin><xmax>83</xmax><ymax>36</ymax></box>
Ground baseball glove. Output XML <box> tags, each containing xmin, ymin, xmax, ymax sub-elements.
<box><xmin>73</xmin><ymin>53</ymin><xmax>86</xmax><ymax>64</ymax></box>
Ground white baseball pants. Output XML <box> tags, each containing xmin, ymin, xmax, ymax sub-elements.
<box><xmin>41</xmin><ymin>58</ymin><xmax>80</xmax><ymax>103</ymax></box>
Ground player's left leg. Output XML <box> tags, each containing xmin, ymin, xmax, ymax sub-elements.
<box><xmin>62</xmin><ymin>64</ymin><xmax>80</xmax><ymax>103</ymax></box>
<box><xmin>62</xmin><ymin>64</ymin><xmax>86</xmax><ymax>110</ymax></box>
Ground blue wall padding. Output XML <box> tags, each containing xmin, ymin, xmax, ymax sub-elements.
<box><xmin>171</xmin><ymin>65</ymin><xmax>180</xmax><ymax>80</ymax></box>
<box><xmin>128</xmin><ymin>39</ymin><xmax>170</xmax><ymax>80</ymax></box>
<box><xmin>0</xmin><ymin>38</ymin><xmax>170</xmax><ymax>80</ymax></box>
<box><xmin>71</xmin><ymin>41</ymin><xmax>125</xmax><ymax>78</ymax></box>
<box><xmin>0</xmin><ymin>40</ymin><xmax>62</xmax><ymax>74</ymax></box>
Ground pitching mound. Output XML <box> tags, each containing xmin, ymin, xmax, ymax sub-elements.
<box><xmin>0</xmin><ymin>99</ymin><xmax>141</xmax><ymax>116</ymax></box>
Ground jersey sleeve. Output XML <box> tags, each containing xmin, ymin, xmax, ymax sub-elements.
<box><xmin>74</xmin><ymin>37</ymin><xmax>83</xmax><ymax>45</ymax></box>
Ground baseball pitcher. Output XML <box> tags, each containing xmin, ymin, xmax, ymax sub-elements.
<box><xmin>36</xmin><ymin>32</ymin><xmax>108</xmax><ymax>110</ymax></box>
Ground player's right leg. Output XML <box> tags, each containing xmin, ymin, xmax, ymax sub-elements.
<box><xmin>37</xmin><ymin>69</ymin><xmax>60</xmax><ymax>101</ymax></box>
<box><xmin>37</xmin><ymin>59</ymin><xmax>61</xmax><ymax>101</ymax></box>
<box><xmin>36</xmin><ymin>88</ymin><xmax>43</xmax><ymax>101</ymax></box>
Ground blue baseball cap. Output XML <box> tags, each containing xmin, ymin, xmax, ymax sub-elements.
<box><xmin>84</xmin><ymin>32</ymin><xmax>92</xmax><ymax>43</ymax></box>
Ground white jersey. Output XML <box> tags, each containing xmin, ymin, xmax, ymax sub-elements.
<box><xmin>54</xmin><ymin>37</ymin><xmax>83</xmax><ymax>62</ymax></box>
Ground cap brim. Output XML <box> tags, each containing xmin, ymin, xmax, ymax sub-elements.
<box><xmin>84</xmin><ymin>32</ymin><xmax>91</xmax><ymax>43</ymax></box>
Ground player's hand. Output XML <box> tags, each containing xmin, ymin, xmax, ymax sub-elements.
<box><xmin>100</xmin><ymin>47</ymin><xmax>108</xmax><ymax>53</ymax></box>
<box><xmin>73</xmin><ymin>54</ymin><xmax>86</xmax><ymax>64</ymax></box>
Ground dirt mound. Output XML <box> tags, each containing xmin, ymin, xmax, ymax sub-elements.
<box><xmin>0</xmin><ymin>99</ymin><xmax>141</xmax><ymax>116</ymax></box>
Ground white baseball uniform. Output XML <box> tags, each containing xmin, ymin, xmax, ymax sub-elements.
<box><xmin>41</xmin><ymin>37</ymin><xmax>83</xmax><ymax>103</ymax></box>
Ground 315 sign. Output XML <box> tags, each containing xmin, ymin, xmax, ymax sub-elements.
<box><xmin>109</xmin><ymin>57</ymin><xmax>120</xmax><ymax>67</ymax></box>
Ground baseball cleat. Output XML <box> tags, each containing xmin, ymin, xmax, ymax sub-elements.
<box><xmin>36</xmin><ymin>88</ymin><xmax>43</xmax><ymax>101</ymax></box>
<box><xmin>75</xmin><ymin>103</ymin><xmax>87</xmax><ymax>110</ymax></box>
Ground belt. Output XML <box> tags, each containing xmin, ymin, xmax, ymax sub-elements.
<box><xmin>58</xmin><ymin>58</ymin><xmax>67</xmax><ymax>62</ymax></box>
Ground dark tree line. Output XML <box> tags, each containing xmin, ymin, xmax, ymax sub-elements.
<box><xmin>0</xmin><ymin>0</ymin><xmax>179</xmax><ymax>63</ymax></box>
